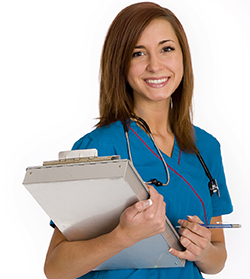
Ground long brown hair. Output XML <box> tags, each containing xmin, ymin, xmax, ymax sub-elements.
<box><xmin>97</xmin><ymin>2</ymin><xmax>198</xmax><ymax>154</ymax></box>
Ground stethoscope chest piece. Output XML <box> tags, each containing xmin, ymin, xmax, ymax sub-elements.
<box><xmin>149</xmin><ymin>178</ymin><xmax>163</xmax><ymax>187</ymax></box>
<box><xmin>209</xmin><ymin>179</ymin><xmax>220</xmax><ymax>197</ymax></box>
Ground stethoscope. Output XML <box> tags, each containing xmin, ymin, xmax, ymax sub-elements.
<box><xmin>123</xmin><ymin>117</ymin><xmax>220</xmax><ymax>197</ymax></box>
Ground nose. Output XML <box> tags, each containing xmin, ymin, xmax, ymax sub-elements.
<box><xmin>146</xmin><ymin>54</ymin><xmax>163</xmax><ymax>73</ymax></box>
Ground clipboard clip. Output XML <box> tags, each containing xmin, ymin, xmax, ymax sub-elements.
<box><xmin>43</xmin><ymin>149</ymin><xmax>120</xmax><ymax>166</ymax></box>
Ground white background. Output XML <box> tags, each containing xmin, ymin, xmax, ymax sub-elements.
<box><xmin>1</xmin><ymin>0</ymin><xmax>249</xmax><ymax>278</ymax></box>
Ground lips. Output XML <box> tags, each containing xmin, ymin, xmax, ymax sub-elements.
<box><xmin>144</xmin><ymin>77</ymin><xmax>169</xmax><ymax>88</ymax></box>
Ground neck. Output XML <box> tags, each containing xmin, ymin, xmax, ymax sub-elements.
<box><xmin>134</xmin><ymin>100</ymin><xmax>172</xmax><ymax>136</ymax></box>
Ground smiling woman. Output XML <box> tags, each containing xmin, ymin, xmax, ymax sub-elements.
<box><xmin>44</xmin><ymin>2</ymin><xmax>233</xmax><ymax>279</ymax></box>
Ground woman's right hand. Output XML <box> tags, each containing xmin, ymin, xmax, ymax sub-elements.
<box><xmin>115</xmin><ymin>185</ymin><xmax>166</xmax><ymax>248</ymax></box>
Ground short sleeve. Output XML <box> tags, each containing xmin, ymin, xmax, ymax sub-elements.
<box><xmin>195</xmin><ymin>126</ymin><xmax>233</xmax><ymax>218</ymax></box>
<box><xmin>210</xmin><ymin>143</ymin><xmax>233</xmax><ymax>217</ymax></box>
<box><xmin>71</xmin><ymin>133</ymin><xmax>116</xmax><ymax>157</ymax></box>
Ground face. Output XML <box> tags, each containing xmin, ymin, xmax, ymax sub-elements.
<box><xmin>127</xmin><ymin>18</ymin><xmax>183</xmax><ymax>108</ymax></box>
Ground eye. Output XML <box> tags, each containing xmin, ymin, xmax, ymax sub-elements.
<box><xmin>162</xmin><ymin>46</ymin><xmax>175</xmax><ymax>53</ymax></box>
<box><xmin>132</xmin><ymin>51</ymin><xmax>145</xmax><ymax>58</ymax></box>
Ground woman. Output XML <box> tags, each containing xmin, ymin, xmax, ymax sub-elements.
<box><xmin>44</xmin><ymin>2</ymin><xmax>233</xmax><ymax>278</ymax></box>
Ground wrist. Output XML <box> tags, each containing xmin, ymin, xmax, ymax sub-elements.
<box><xmin>195</xmin><ymin>241</ymin><xmax>214</xmax><ymax>265</ymax></box>
<box><xmin>195</xmin><ymin>242</ymin><xmax>227</xmax><ymax>274</ymax></box>
<box><xmin>111</xmin><ymin>224</ymin><xmax>135</xmax><ymax>249</ymax></box>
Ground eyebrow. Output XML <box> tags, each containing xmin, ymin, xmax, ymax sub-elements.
<box><xmin>134</xmin><ymin>39</ymin><xmax>174</xmax><ymax>49</ymax></box>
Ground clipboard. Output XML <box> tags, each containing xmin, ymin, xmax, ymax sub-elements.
<box><xmin>23</xmin><ymin>149</ymin><xmax>185</xmax><ymax>270</ymax></box>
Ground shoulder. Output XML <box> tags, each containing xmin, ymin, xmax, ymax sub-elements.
<box><xmin>193</xmin><ymin>126</ymin><xmax>222</xmax><ymax>168</ymax></box>
<box><xmin>194</xmin><ymin>126</ymin><xmax>220</xmax><ymax>152</ymax></box>
<box><xmin>72</xmin><ymin>121</ymin><xmax>126</xmax><ymax>156</ymax></box>
<box><xmin>73</xmin><ymin>121</ymin><xmax>124</xmax><ymax>146</ymax></box>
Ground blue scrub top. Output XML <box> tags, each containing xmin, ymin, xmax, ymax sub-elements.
<box><xmin>68</xmin><ymin>120</ymin><xmax>233</xmax><ymax>278</ymax></box>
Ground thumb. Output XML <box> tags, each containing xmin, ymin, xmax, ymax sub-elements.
<box><xmin>122</xmin><ymin>199</ymin><xmax>153</xmax><ymax>220</ymax></box>
<box><xmin>135</xmin><ymin>199</ymin><xmax>153</xmax><ymax>212</ymax></box>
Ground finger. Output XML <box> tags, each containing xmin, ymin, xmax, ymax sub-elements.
<box><xmin>124</xmin><ymin>199</ymin><xmax>153</xmax><ymax>219</ymax></box>
<box><xmin>178</xmin><ymin>223</ymin><xmax>211</xmax><ymax>251</ymax></box>
<box><xmin>147</xmin><ymin>186</ymin><xmax>166</xmax><ymax>217</ymax></box>
<box><xmin>187</xmin><ymin>215</ymin><xmax>204</xmax><ymax>224</ymax></box>
<box><xmin>179</xmin><ymin>227</ymin><xmax>210</xmax><ymax>244</ymax></box>
<box><xmin>147</xmin><ymin>185</ymin><xmax>158</xmax><ymax>198</ymax></box>
<box><xmin>178</xmin><ymin>224</ymin><xmax>211</xmax><ymax>245</ymax></box>
<box><xmin>135</xmin><ymin>199</ymin><xmax>153</xmax><ymax>212</ymax></box>
<box><xmin>179</xmin><ymin>235</ymin><xmax>203</xmax><ymax>256</ymax></box>
<box><xmin>187</xmin><ymin>216</ymin><xmax>211</xmax><ymax>240</ymax></box>
<box><xmin>178</xmin><ymin>221</ymin><xmax>202</xmax><ymax>237</ymax></box>
<box><xmin>148</xmin><ymin>186</ymin><xmax>165</xmax><ymax>209</ymax></box>
<box><xmin>169</xmin><ymin>245</ymin><xmax>199</xmax><ymax>262</ymax></box>
<box><xmin>178</xmin><ymin>219</ymin><xmax>200</xmax><ymax>232</ymax></box>
<box><xmin>178</xmin><ymin>218</ymin><xmax>207</xmax><ymax>238</ymax></box>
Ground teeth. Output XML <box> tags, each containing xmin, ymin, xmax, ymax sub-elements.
<box><xmin>146</xmin><ymin>78</ymin><xmax>168</xmax><ymax>84</ymax></box>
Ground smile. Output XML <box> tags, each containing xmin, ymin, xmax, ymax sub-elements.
<box><xmin>144</xmin><ymin>77</ymin><xmax>169</xmax><ymax>87</ymax></box>
<box><xmin>145</xmin><ymin>78</ymin><xmax>169</xmax><ymax>84</ymax></box>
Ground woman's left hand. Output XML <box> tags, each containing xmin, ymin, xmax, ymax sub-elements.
<box><xmin>169</xmin><ymin>215</ymin><xmax>212</xmax><ymax>262</ymax></box>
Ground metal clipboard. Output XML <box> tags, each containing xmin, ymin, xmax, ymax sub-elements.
<box><xmin>23</xmin><ymin>149</ymin><xmax>185</xmax><ymax>269</ymax></box>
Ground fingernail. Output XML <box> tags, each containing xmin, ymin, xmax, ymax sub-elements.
<box><xmin>147</xmin><ymin>199</ymin><xmax>153</xmax><ymax>206</ymax></box>
<box><xmin>187</xmin><ymin>215</ymin><xmax>194</xmax><ymax>220</ymax></box>
<box><xmin>142</xmin><ymin>199</ymin><xmax>153</xmax><ymax>208</ymax></box>
<box><xmin>169</xmin><ymin>248</ymin><xmax>173</xmax><ymax>254</ymax></box>
<box><xmin>178</xmin><ymin>219</ymin><xmax>184</xmax><ymax>225</ymax></box>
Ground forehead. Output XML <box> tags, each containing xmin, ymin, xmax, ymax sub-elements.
<box><xmin>136</xmin><ymin>18</ymin><xmax>178</xmax><ymax>44</ymax></box>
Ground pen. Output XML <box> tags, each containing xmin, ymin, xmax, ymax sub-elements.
<box><xmin>176</xmin><ymin>223</ymin><xmax>242</xmax><ymax>229</ymax></box>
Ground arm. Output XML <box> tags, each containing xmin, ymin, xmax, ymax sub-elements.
<box><xmin>169</xmin><ymin>215</ymin><xmax>227</xmax><ymax>274</ymax></box>
<box><xmin>44</xmin><ymin>186</ymin><xmax>166</xmax><ymax>279</ymax></box>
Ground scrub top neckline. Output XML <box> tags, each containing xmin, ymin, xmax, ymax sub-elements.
<box><xmin>129</xmin><ymin>119</ymin><xmax>180</xmax><ymax>164</ymax></box>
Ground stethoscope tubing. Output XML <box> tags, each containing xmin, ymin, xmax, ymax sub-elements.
<box><xmin>123</xmin><ymin>117</ymin><xmax>220</xmax><ymax>196</ymax></box>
